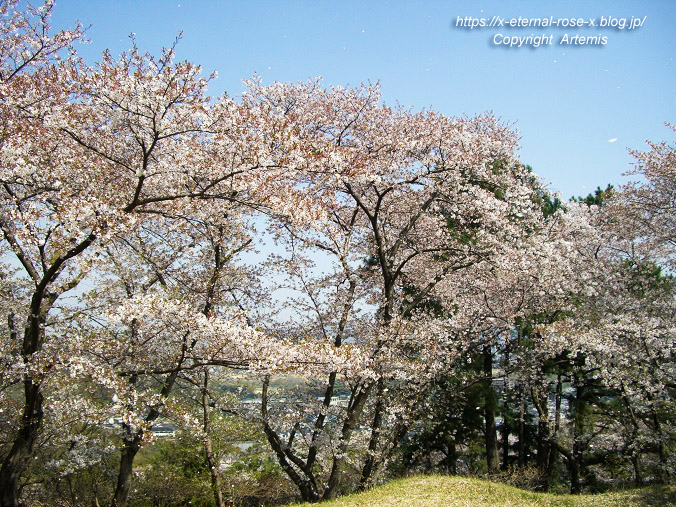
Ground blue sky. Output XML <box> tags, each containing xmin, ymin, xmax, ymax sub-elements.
<box><xmin>52</xmin><ymin>0</ymin><xmax>675</xmax><ymax>199</ymax></box>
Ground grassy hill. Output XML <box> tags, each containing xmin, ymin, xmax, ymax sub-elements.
<box><xmin>289</xmin><ymin>475</ymin><xmax>675</xmax><ymax>507</ymax></box>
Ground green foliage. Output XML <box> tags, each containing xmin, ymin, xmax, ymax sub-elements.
<box><xmin>572</xmin><ymin>185</ymin><xmax>615</xmax><ymax>207</ymax></box>
<box><xmin>541</xmin><ymin>194</ymin><xmax>564</xmax><ymax>218</ymax></box>
<box><xmin>395</xmin><ymin>352</ymin><xmax>496</xmax><ymax>476</ymax></box>
<box><xmin>120</xmin><ymin>432</ymin><xmax>221</xmax><ymax>506</ymax></box>
<box><xmin>621</xmin><ymin>258</ymin><xmax>673</xmax><ymax>299</ymax></box>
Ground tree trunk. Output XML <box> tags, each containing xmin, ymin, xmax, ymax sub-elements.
<box><xmin>0</xmin><ymin>381</ymin><xmax>44</xmax><ymax>507</ymax></box>
<box><xmin>516</xmin><ymin>329</ymin><xmax>526</xmax><ymax>469</ymax></box>
<box><xmin>323</xmin><ymin>384</ymin><xmax>371</xmax><ymax>500</ymax></box>
<box><xmin>518</xmin><ymin>387</ymin><xmax>526</xmax><ymax>468</ymax></box>
<box><xmin>0</xmin><ymin>291</ymin><xmax>54</xmax><ymax>507</ymax></box>
<box><xmin>530</xmin><ymin>384</ymin><xmax>554</xmax><ymax>491</ymax></box>
<box><xmin>620</xmin><ymin>390</ymin><xmax>643</xmax><ymax>488</ymax></box>
<box><xmin>359</xmin><ymin>419</ymin><xmax>407</xmax><ymax>494</ymax></box>
<box><xmin>632</xmin><ymin>455</ymin><xmax>643</xmax><ymax>487</ymax></box>
<box><xmin>547</xmin><ymin>438</ymin><xmax>580</xmax><ymax>494</ymax></box>
<box><xmin>447</xmin><ymin>436</ymin><xmax>458</xmax><ymax>474</ymax></box>
<box><xmin>500</xmin><ymin>415</ymin><xmax>510</xmax><ymax>471</ymax></box>
<box><xmin>535</xmin><ymin>394</ymin><xmax>549</xmax><ymax>478</ymax></box>
<box><xmin>358</xmin><ymin>378</ymin><xmax>384</xmax><ymax>490</ymax></box>
<box><xmin>205</xmin><ymin>435</ymin><xmax>224</xmax><ymax>507</ymax></box>
<box><xmin>546</xmin><ymin>374</ymin><xmax>563</xmax><ymax>491</ymax></box>
<box><xmin>645</xmin><ymin>393</ymin><xmax>669</xmax><ymax>483</ymax></box>
<box><xmin>572</xmin><ymin>373</ymin><xmax>586</xmax><ymax>492</ymax></box>
<box><xmin>501</xmin><ymin>341</ymin><xmax>510</xmax><ymax>471</ymax></box>
<box><xmin>569</xmin><ymin>453</ymin><xmax>581</xmax><ymax>494</ymax></box>
<box><xmin>483</xmin><ymin>345</ymin><xmax>499</xmax><ymax>473</ymax></box>
<box><xmin>202</xmin><ymin>370</ymin><xmax>224</xmax><ymax>507</ymax></box>
<box><xmin>0</xmin><ymin>232</ymin><xmax>94</xmax><ymax>507</ymax></box>
<box><xmin>111</xmin><ymin>436</ymin><xmax>142</xmax><ymax>507</ymax></box>
<box><xmin>261</xmin><ymin>377</ymin><xmax>319</xmax><ymax>502</ymax></box>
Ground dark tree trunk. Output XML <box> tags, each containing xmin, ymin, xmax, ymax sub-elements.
<box><xmin>545</xmin><ymin>374</ymin><xmax>563</xmax><ymax>490</ymax></box>
<box><xmin>621</xmin><ymin>391</ymin><xmax>643</xmax><ymax>488</ymax></box>
<box><xmin>530</xmin><ymin>383</ymin><xmax>560</xmax><ymax>492</ymax></box>
<box><xmin>111</xmin><ymin>348</ymin><xmax>184</xmax><ymax>507</ymax></box>
<box><xmin>535</xmin><ymin>397</ymin><xmax>549</xmax><ymax>477</ymax></box>
<box><xmin>547</xmin><ymin>438</ymin><xmax>580</xmax><ymax>494</ymax></box>
<box><xmin>632</xmin><ymin>455</ymin><xmax>643</xmax><ymax>487</ymax></box>
<box><xmin>572</xmin><ymin>373</ymin><xmax>587</xmax><ymax>492</ymax></box>
<box><xmin>569</xmin><ymin>453</ymin><xmax>581</xmax><ymax>494</ymax></box>
<box><xmin>531</xmin><ymin>385</ymin><xmax>581</xmax><ymax>494</ymax></box>
<box><xmin>361</xmin><ymin>420</ymin><xmax>407</xmax><ymax>492</ymax></box>
<box><xmin>501</xmin><ymin>415</ymin><xmax>510</xmax><ymax>471</ymax></box>
<box><xmin>532</xmin><ymin>385</ymin><xmax>550</xmax><ymax>489</ymax></box>
<box><xmin>261</xmin><ymin>377</ymin><xmax>320</xmax><ymax>502</ymax></box>
<box><xmin>1</xmin><ymin>287</ymin><xmax>56</xmax><ymax>506</ymax></box>
<box><xmin>553</xmin><ymin>374</ymin><xmax>562</xmax><ymax>435</ymax></box>
<box><xmin>501</xmin><ymin>341</ymin><xmax>510</xmax><ymax>471</ymax></box>
<box><xmin>323</xmin><ymin>385</ymin><xmax>370</xmax><ymax>501</ymax></box>
<box><xmin>516</xmin><ymin>330</ymin><xmax>526</xmax><ymax>469</ymax></box>
<box><xmin>111</xmin><ymin>436</ymin><xmax>142</xmax><ymax>507</ymax></box>
<box><xmin>518</xmin><ymin>388</ymin><xmax>526</xmax><ymax>468</ymax></box>
<box><xmin>0</xmin><ymin>381</ymin><xmax>44</xmax><ymax>507</ymax></box>
<box><xmin>0</xmin><ymin>233</ymin><xmax>95</xmax><ymax>507</ymax></box>
<box><xmin>645</xmin><ymin>393</ymin><xmax>669</xmax><ymax>483</ymax></box>
<box><xmin>483</xmin><ymin>345</ymin><xmax>499</xmax><ymax>473</ymax></box>
<box><xmin>358</xmin><ymin>378</ymin><xmax>385</xmax><ymax>490</ymax></box>
<box><xmin>202</xmin><ymin>370</ymin><xmax>224</xmax><ymax>507</ymax></box>
<box><xmin>447</xmin><ymin>436</ymin><xmax>458</xmax><ymax>474</ymax></box>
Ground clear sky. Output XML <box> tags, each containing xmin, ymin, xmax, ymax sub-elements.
<box><xmin>51</xmin><ymin>0</ymin><xmax>675</xmax><ymax>199</ymax></box>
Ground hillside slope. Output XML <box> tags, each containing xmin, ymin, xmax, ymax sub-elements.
<box><xmin>289</xmin><ymin>475</ymin><xmax>674</xmax><ymax>507</ymax></box>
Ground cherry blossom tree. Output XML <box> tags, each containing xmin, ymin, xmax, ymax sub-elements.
<box><xmin>242</xmin><ymin>76</ymin><xmax>547</xmax><ymax>500</ymax></box>
<box><xmin>613</xmin><ymin>124</ymin><xmax>675</xmax><ymax>269</ymax></box>
<box><xmin>0</xmin><ymin>2</ymin><xmax>87</xmax><ymax>503</ymax></box>
<box><xmin>0</xmin><ymin>6</ymin><xmax>332</xmax><ymax>503</ymax></box>
<box><xmin>539</xmin><ymin>136</ymin><xmax>675</xmax><ymax>487</ymax></box>
<box><xmin>1</xmin><ymin>2</ymin><xmax>671</xmax><ymax>504</ymax></box>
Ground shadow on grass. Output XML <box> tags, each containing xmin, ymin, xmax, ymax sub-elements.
<box><xmin>628</xmin><ymin>485</ymin><xmax>676</xmax><ymax>506</ymax></box>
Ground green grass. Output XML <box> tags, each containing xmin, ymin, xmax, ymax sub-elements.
<box><xmin>288</xmin><ymin>475</ymin><xmax>675</xmax><ymax>507</ymax></box>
